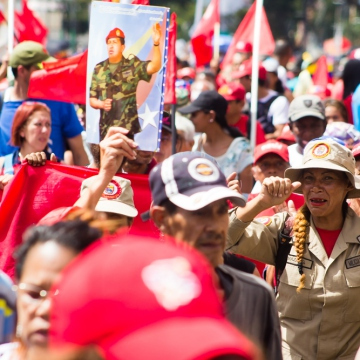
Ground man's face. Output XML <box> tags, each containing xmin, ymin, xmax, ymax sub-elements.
<box><xmin>106</xmin><ymin>38</ymin><xmax>124</xmax><ymax>62</ymax></box>
<box><xmin>252</xmin><ymin>154</ymin><xmax>289</xmax><ymax>184</ymax></box>
<box><xmin>226</xmin><ymin>100</ymin><xmax>243</xmax><ymax>119</ymax></box>
<box><xmin>162</xmin><ymin>199</ymin><xmax>229</xmax><ymax>268</ymax></box>
<box><xmin>290</xmin><ymin>116</ymin><xmax>326</xmax><ymax>149</ymax></box>
<box><xmin>239</xmin><ymin>76</ymin><xmax>251</xmax><ymax>92</ymax></box>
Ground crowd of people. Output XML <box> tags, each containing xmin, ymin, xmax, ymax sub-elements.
<box><xmin>0</xmin><ymin>26</ymin><xmax>360</xmax><ymax>360</ymax></box>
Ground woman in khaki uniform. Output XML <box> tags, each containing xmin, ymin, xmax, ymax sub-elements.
<box><xmin>227</xmin><ymin>138</ymin><xmax>360</xmax><ymax>360</ymax></box>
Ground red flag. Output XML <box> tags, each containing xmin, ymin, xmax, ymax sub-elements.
<box><xmin>0</xmin><ymin>162</ymin><xmax>157</xmax><ymax>277</ymax></box>
<box><xmin>28</xmin><ymin>51</ymin><xmax>87</xmax><ymax>104</ymax></box>
<box><xmin>191</xmin><ymin>0</ymin><xmax>220</xmax><ymax>67</ymax></box>
<box><xmin>132</xmin><ymin>0</ymin><xmax>150</xmax><ymax>4</ymax></box>
<box><xmin>221</xmin><ymin>1</ymin><xmax>274</xmax><ymax>69</ymax></box>
<box><xmin>0</xmin><ymin>10</ymin><xmax>6</xmax><ymax>24</ymax></box>
<box><xmin>312</xmin><ymin>56</ymin><xmax>328</xmax><ymax>88</ymax></box>
<box><xmin>164</xmin><ymin>13</ymin><xmax>177</xmax><ymax>105</ymax></box>
<box><xmin>14</xmin><ymin>0</ymin><xmax>48</xmax><ymax>45</ymax></box>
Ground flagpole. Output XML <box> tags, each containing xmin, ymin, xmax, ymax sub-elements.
<box><xmin>213</xmin><ymin>22</ymin><xmax>220</xmax><ymax>63</ymax></box>
<box><xmin>7</xmin><ymin>0</ymin><xmax>15</xmax><ymax>80</ymax></box>
<box><xmin>250</xmin><ymin>0</ymin><xmax>263</xmax><ymax>150</ymax></box>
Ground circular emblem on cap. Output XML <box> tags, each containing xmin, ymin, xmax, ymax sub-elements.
<box><xmin>116</xmin><ymin>29</ymin><xmax>120</xmax><ymax>36</ymax></box>
<box><xmin>312</xmin><ymin>143</ymin><xmax>331</xmax><ymax>159</ymax></box>
<box><xmin>102</xmin><ymin>180</ymin><xmax>122</xmax><ymax>200</ymax></box>
<box><xmin>188</xmin><ymin>158</ymin><xmax>220</xmax><ymax>183</ymax></box>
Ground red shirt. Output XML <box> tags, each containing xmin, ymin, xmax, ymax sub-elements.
<box><xmin>315</xmin><ymin>227</ymin><xmax>341</xmax><ymax>258</ymax></box>
<box><xmin>231</xmin><ymin>114</ymin><xmax>266</xmax><ymax>145</ymax></box>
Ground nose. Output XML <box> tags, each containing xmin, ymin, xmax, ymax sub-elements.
<box><xmin>35</xmin><ymin>297</ymin><xmax>51</xmax><ymax>321</ymax></box>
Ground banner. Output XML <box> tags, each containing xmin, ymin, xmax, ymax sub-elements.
<box><xmin>0</xmin><ymin>162</ymin><xmax>158</xmax><ymax>278</ymax></box>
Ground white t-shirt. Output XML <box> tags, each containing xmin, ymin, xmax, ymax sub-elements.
<box><xmin>288</xmin><ymin>143</ymin><xmax>304</xmax><ymax>167</ymax></box>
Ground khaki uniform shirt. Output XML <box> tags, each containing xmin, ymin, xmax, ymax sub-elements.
<box><xmin>227</xmin><ymin>208</ymin><xmax>360</xmax><ymax>360</ymax></box>
<box><xmin>90</xmin><ymin>56</ymin><xmax>151</xmax><ymax>139</ymax></box>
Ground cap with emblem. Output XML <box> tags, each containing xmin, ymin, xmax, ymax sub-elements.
<box><xmin>285</xmin><ymin>138</ymin><xmax>360</xmax><ymax>198</ymax></box>
<box><xmin>106</xmin><ymin>28</ymin><xmax>125</xmax><ymax>43</ymax></box>
<box><xmin>235</xmin><ymin>41</ymin><xmax>252</xmax><ymax>53</ymax></box>
<box><xmin>218</xmin><ymin>83</ymin><xmax>245</xmax><ymax>102</ymax></box>
<box><xmin>49</xmin><ymin>235</ymin><xmax>257</xmax><ymax>360</ymax></box>
<box><xmin>288</xmin><ymin>94</ymin><xmax>325</xmax><ymax>122</ymax></box>
<box><xmin>232</xmin><ymin>59</ymin><xmax>267</xmax><ymax>81</ymax></box>
<box><xmin>9</xmin><ymin>41</ymin><xmax>50</xmax><ymax>68</ymax></box>
<box><xmin>149</xmin><ymin>152</ymin><xmax>246</xmax><ymax>210</ymax></box>
<box><xmin>254</xmin><ymin>140</ymin><xmax>289</xmax><ymax>164</ymax></box>
<box><xmin>81</xmin><ymin>176</ymin><xmax>138</xmax><ymax>217</ymax></box>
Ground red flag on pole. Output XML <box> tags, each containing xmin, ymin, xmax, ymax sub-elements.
<box><xmin>0</xmin><ymin>10</ymin><xmax>6</xmax><ymax>24</ymax></box>
<box><xmin>164</xmin><ymin>13</ymin><xmax>177</xmax><ymax>105</ymax></box>
<box><xmin>132</xmin><ymin>0</ymin><xmax>150</xmax><ymax>4</ymax></box>
<box><xmin>0</xmin><ymin>162</ymin><xmax>156</xmax><ymax>278</ymax></box>
<box><xmin>221</xmin><ymin>1</ymin><xmax>274</xmax><ymax>69</ymax></box>
<box><xmin>191</xmin><ymin>0</ymin><xmax>220</xmax><ymax>67</ymax></box>
<box><xmin>312</xmin><ymin>56</ymin><xmax>328</xmax><ymax>88</ymax></box>
<box><xmin>28</xmin><ymin>51</ymin><xmax>88</xmax><ymax>104</ymax></box>
<box><xmin>14</xmin><ymin>0</ymin><xmax>48</xmax><ymax>45</ymax></box>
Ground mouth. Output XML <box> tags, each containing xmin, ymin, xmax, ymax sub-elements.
<box><xmin>309</xmin><ymin>198</ymin><xmax>327</xmax><ymax>206</ymax></box>
<box><xmin>29</xmin><ymin>329</ymin><xmax>49</xmax><ymax>345</ymax></box>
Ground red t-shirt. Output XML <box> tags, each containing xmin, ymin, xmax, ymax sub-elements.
<box><xmin>231</xmin><ymin>114</ymin><xmax>266</xmax><ymax>145</ymax></box>
<box><xmin>315</xmin><ymin>227</ymin><xmax>342</xmax><ymax>258</ymax></box>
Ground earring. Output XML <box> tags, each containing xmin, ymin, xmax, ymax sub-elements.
<box><xmin>16</xmin><ymin>324</ymin><xmax>22</xmax><ymax>339</ymax></box>
<box><xmin>209</xmin><ymin>118</ymin><xmax>214</xmax><ymax>123</ymax></box>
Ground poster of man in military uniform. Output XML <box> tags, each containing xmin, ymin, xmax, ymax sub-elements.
<box><xmin>86</xmin><ymin>1</ymin><xmax>170</xmax><ymax>150</ymax></box>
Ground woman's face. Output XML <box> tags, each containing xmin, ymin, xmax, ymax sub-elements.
<box><xmin>17</xmin><ymin>241</ymin><xmax>76</xmax><ymax>348</ymax></box>
<box><xmin>325</xmin><ymin>105</ymin><xmax>345</xmax><ymax>124</ymax></box>
<box><xmin>20</xmin><ymin>110</ymin><xmax>51</xmax><ymax>152</ymax></box>
<box><xmin>190</xmin><ymin>110</ymin><xmax>212</xmax><ymax>133</ymax></box>
<box><xmin>301</xmin><ymin>168</ymin><xmax>353</xmax><ymax>221</ymax></box>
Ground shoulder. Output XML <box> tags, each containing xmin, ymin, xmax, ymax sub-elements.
<box><xmin>271</xmin><ymin>94</ymin><xmax>289</xmax><ymax>108</ymax></box>
<box><xmin>94</xmin><ymin>59</ymin><xmax>107</xmax><ymax>69</ymax></box>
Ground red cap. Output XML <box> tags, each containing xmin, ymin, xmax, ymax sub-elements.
<box><xmin>106</xmin><ymin>28</ymin><xmax>125</xmax><ymax>43</ymax></box>
<box><xmin>352</xmin><ymin>143</ymin><xmax>360</xmax><ymax>159</ymax></box>
<box><xmin>254</xmin><ymin>140</ymin><xmax>289</xmax><ymax>163</ymax></box>
<box><xmin>218</xmin><ymin>83</ymin><xmax>246</xmax><ymax>101</ymax></box>
<box><xmin>50</xmin><ymin>235</ymin><xmax>257</xmax><ymax>360</ymax></box>
<box><xmin>235</xmin><ymin>41</ymin><xmax>252</xmax><ymax>53</ymax></box>
<box><xmin>276</xmin><ymin>124</ymin><xmax>296</xmax><ymax>143</ymax></box>
<box><xmin>232</xmin><ymin>59</ymin><xmax>267</xmax><ymax>81</ymax></box>
<box><xmin>177</xmin><ymin>67</ymin><xmax>196</xmax><ymax>80</ymax></box>
<box><xmin>37</xmin><ymin>206</ymin><xmax>80</xmax><ymax>226</ymax></box>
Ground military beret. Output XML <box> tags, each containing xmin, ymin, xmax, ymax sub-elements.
<box><xmin>106</xmin><ymin>28</ymin><xmax>125</xmax><ymax>43</ymax></box>
<box><xmin>9</xmin><ymin>41</ymin><xmax>50</xmax><ymax>68</ymax></box>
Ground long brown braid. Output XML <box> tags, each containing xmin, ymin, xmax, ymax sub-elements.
<box><xmin>292</xmin><ymin>204</ymin><xmax>311</xmax><ymax>293</ymax></box>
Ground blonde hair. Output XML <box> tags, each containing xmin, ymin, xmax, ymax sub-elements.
<box><xmin>292</xmin><ymin>204</ymin><xmax>310</xmax><ymax>293</ymax></box>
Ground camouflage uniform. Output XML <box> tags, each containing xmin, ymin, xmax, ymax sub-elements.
<box><xmin>90</xmin><ymin>55</ymin><xmax>152</xmax><ymax>140</ymax></box>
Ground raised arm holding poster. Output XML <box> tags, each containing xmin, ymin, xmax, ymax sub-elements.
<box><xmin>87</xmin><ymin>1</ymin><xmax>170</xmax><ymax>151</ymax></box>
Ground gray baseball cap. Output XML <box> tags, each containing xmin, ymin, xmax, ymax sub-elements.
<box><xmin>288</xmin><ymin>95</ymin><xmax>325</xmax><ymax>122</ymax></box>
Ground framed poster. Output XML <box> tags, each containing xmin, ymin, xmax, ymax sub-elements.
<box><xmin>86</xmin><ymin>1</ymin><xmax>170</xmax><ymax>151</ymax></box>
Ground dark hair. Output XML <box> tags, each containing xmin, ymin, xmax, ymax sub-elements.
<box><xmin>274</xmin><ymin>39</ymin><xmax>292</xmax><ymax>58</ymax></box>
<box><xmin>275</xmin><ymin>79</ymin><xmax>285</xmax><ymax>94</ymax></box>
<box><xmin>342</xmin><ymin>59</ymin><xmax>360</xmax><ymax>99</ymax></box>
<box><xmin>15</xmin><ymin>220</ymin><xmax>102</xmax><ymax>280</ymax></box>
<box><xmin>160</xmin><ymin>198</ymin><xmax>179</xmax><ymax>215</ymax></box>
<box><xmin>324</xmin><ymin>99</ymin><xmax>348</xmax><ymax>122</ymax></box>
<box><xmin>11</xmin><ymin>64</ymin><xmax>32</xmax><ymax>79</ymax></box>
<box><xmin>211</xmin><ymin>110</ymin><xmax>243</xmax><ymax>138</ymax></box>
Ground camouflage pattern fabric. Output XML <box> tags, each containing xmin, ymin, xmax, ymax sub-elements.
<box><xmin>90</xmin><ymin>55</ymin><xmax>152</xmax><ymax>140</ymax></box>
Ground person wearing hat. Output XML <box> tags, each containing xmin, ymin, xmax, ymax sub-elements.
<box><xmin>0</xmin><ymin>41</ymin><xmax>89</xmax><ymax>166</ymax></box>
<box><xmin>287</xmin><ymin>94</ymin><xmax>327</xmax><ymax>167</ymax></box>
<box><xmin>232</xmin><ymin>59</ymin><xmax>290</xmax><ymax>140</ymax></box>
<box><xmin>218</xmin><ymin>82</ymin><xmax>266</xmax><ymax>145</ymax></box>
<box><xmin>89</xmin><ymin>24</ymin><xmax>162</xmax><ymax>140</ymax></box>
<box><xmin>149</xmin><ymin>152</ymin><xmax>283</xmax><ymax>360</ymax></box>
<box><xmin>178</xmin><ymin>90</ymin><xmax>254</xmax><ymax>195</ymax></box>
<box><xmin>227</xmin><ymin>138</ymin><xmax>360</xmax><ymax>359</ymax></box>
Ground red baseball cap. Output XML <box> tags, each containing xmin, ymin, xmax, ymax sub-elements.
<box><xmin>106</xmin><ymin>28</ymin><xmax>125</xmax><ymax>43</ymax></box>
<box><xmin>50</xmin><ymin>235</ymin><xmax>257</xmax><ymax>360</ymax></box>
<box><xmin>254</xmin><ymin>140</ymin><xmax>289</xmax><ymax>164</ymax></box>
<box><xmin>177</xmin><ymin>67</ymin><xmax>196</xmax><ymax>80</ymax></box>
<box><xmin>235</xmin><ymin>41</ymin><xmax>252</xmax><ymax>53</ymax></box>
<box><xmin>352</xmin><ymin>143</ymin><xmax>360</xmax><ymax>159</ymax></box>
<box><xmin>232</xmin><ymin>59</ymin><xmax>267</xmax><ymax>81</ymax></box>
<box><xmin>218</xmin><ymin>83</ymin><xmax>246</xmax><ymax>101</ymax></box>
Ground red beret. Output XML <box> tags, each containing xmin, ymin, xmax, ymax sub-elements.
<box><xmin>106</xmin><ymin>28</ymin><xmax>125</xmax><ymax>43</ymax></box>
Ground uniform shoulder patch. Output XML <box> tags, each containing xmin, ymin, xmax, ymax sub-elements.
<box><xmin>256</xmin><ymin>216</ymin><xmax>272</xmax><ymax>226</ymax></box>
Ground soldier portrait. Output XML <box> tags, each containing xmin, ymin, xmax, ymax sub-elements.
<box><xmin>89</xmin><ymin>24</ymin><xmax>162</xmax><ymax>140</ymax></box>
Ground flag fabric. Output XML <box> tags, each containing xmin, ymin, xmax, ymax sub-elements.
<box><xmin>28</xmin><ymin>51</ymin><xmax>88</xmax><ymax>104</ymax></box>
<box><xmin>164</xmin><ymin>13</ymin><xmax>177</xmax><ymax>105</ymax></box>
<box><xmin>312</xmin><ymin>56</ymin><xmax>328</xmax><ymax>88</ymax></box>
<box><xmin>221</xmin><ymin>1</ymin><xmax>275</xmax><ymax>69</ymax></box>
<box><xmin>0</xmin><ymin>162</ymin><xmax>157</xmax><ymax>278</ymax></box>
<box><xmin>14</xmin><ymin>0</ymin><xmax>48</xmax><ymax>45</ymax></box>
<box><xmin>132</xmin><ymin>0</ymin><xmax>150</xmax><ymax>4</ymax></box>
<box><xmin>0</xmin><ymin>10</ymin><xmax>6</xmax><ymax>24</ymax></box>
<box><xmin>191</xmin><ymin>0</ymin><xmax>220</xmax><ymax>67</ymax></box>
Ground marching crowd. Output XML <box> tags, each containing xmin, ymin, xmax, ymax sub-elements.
<box><xmin>0</xmin><ymin>31</ymin><xmax>360</xmax><ymax>360</ymax></box>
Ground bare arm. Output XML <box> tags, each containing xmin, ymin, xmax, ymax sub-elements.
<box><xmin>238</xmin><ymin>164</ymin><xmax>253</xmax><ymax>194</ymax></box>
<box><xmin>147</xmin><ymin>23</ymin><xmax>162</xmax><ymax>75</ymax></box>
<box><xmin>265</xmin><ymin>124</ymin><xmax>286</xmax><ymax>140</ymax></box>
<box><xmin>67</xmin><ymin>134</ymin><xmax>89</xmax><ymax>166</ymax></box>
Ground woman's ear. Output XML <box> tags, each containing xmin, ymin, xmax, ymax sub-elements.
<box><xmin>150</xmin><ymin>206</ymin><xmax>168</xmax><ymax>234</ymax></box>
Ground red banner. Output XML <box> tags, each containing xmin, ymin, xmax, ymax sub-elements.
<box><xmin>221</xmin><ymin>1</ymin><xmax>274</xmax><ymax>69</ymax></box>
<box><xmin>164</xmin><ymin>13</ymin><xmax>177</xmax><ymax>105</ymax></box>
<box><xmin>132</xmin><ymin>0</ymin><xmax>150</xmax><ymax>4</ymax></box>
<box><xmin>0</xmin><ymin>10</ymin><xmax>6</xmax><ymax>24</ymax></box>
<box><xmin>191</xmin><ymin>0</ymin><xmax>220</xmax><ymax>67</ymax></box>
<box><xmin>28</xmin><ymin>51</ymin><xmax>87</xmax><ymax>104</ymax></box>
<box><xmin>0</xmin><ymin>162</ymin><xmax>157</xmax><ymax>278</ymax></box>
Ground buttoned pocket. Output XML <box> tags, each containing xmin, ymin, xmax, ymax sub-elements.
<box><xmin>277</xmin><ymin>255</ymin><xmax>314</xmax><ymax>320</ymax></box>
<box><xmin>343</xmin><ymin>261</ymin><xmax>360</xmax><ymax>322</ymax></box>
